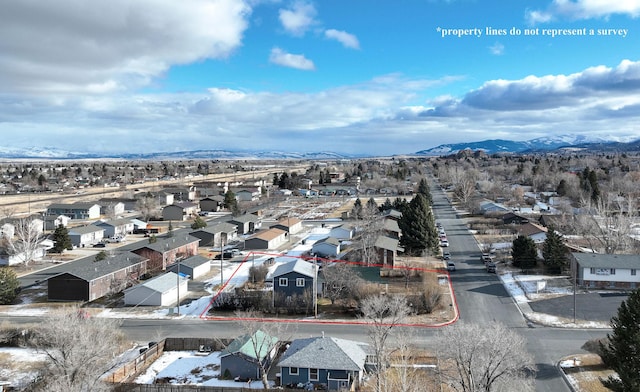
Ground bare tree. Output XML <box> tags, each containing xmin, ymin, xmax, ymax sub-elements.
<box><xmin>385</xmin><ymin>328</ymin><xmax>436</xmax><ymax>392</ymax></box>
<box><xmin>435</xmin><ymin>322</ymin><xmax>536</xmax><ymax>392</ymax></box>
<box><xmin>8</xmin><ymin>218</ymin><xmax>44</xmax><ymax>266</ymax></box>
<box><xmin>575</xmin><ymin>193</ymin><xmax>636</xmax><ymax>254</ymax></box>
<box><xmin>320</xmin><ymin>261</ymin><xmax>362</xmax><ymax>305</ymax></box>
<box><xmin>231</xmin><ymin>309</ymin><xmax>294</xmax><ymax>389</ymax></box>
<box><xmin>136</xmin><ymin>194</ymin><xmax>160</xmax><ymax>222</ymax></box>
<box><xmin>360</xmin><ymin>294</ymin><xmax>410</xmax><ymax>392</ymax></box>
<box><xmin>357</xmin><ymin>207</ymin><xmax>384</xmax><ymax>265</ymax></box>
<box><xmin>30</xmin><ymin>307</ymin><xmax>126</xmax><ymax>392</ymax></box>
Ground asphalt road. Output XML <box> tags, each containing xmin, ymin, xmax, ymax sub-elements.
<box><xmin>429</xmin><ymin>181</ymin><xmax>609</xmax><ymax>392</ymax></box>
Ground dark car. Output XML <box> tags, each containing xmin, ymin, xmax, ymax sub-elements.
<box><xmin>92</xmin><ymin>243</ymin><xmax>106</xmax><ymax>248</ymax></box>
<box><xmin>447</xmin><ymin>261</ymin><xmax>456</xmax><ymax>271</ymax></box>
<box><xmin>486</xmin><ymin>262</ymin><xmax>497</xmax><ymax>273</ymax></box>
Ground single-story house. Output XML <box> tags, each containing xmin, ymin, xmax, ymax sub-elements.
<box><xmin>278</xmin><ymin>336</ymin><xmax>373</xmax><ymax>391</ymax></box>
<box><xmin>47</xmin><ymin>252</ymin><xmax>148</xmax><ymax>302</ymax></box>
<box><xmin>167</xmin><ymin>255</ymin><xmax>211</xmax><ymax>280</ymax></box>
<box><xmin>271</xmin><ymin>259</ymin><xmax>319</xmax><ymax>310</ymax></box>
<box><xmin>478</xmin><ymin>201</ymin><xmax>510</xmax><ymax>214</ymax></box>
<box><xmin>572</xmin><ymin>253</ymin><xmax>640</xmax><ymax>289</ymax></box>
<box><xmin>220</xmin><ymin>330</ymin><xmax>279</xmax><ymax>381</ymax></box>
<box><xmin>131</xmin><ymin>235</ymin><xmax>200</xmax><ymax>271</ymax></box>
<box><xmin>99</xmin><ymin>201</ymin><xmax>125</xmax><ymax>217</ymax></box>
<box><xmin>270</xmin><ymin>216</ymin><xmax>303</xmax><ymax>235</ymax></box>
<box><xmin>94</xmin><ymin>218</ymin><xmax>134</xmax><ymax>238</ymax></box>
<box><xmin>517</xmin><ymin>222</ymin><xmax>548</xmax><ymax>244</ymax></box>
<box><xmin>44</xmin><ymin>214</ymin><xmax>71</xmax><ymax>231</ymax></box>
<box><xmin>123</xmin><ymin>272</ymin><xmax>189</xmax><ymax>307</ymax></box>
<box><xmin>162</xmin><ymin>202</ymin><xmax>199</xmax><ymax>221</ymax></box>
<box><xmin>68</xmin><ymin>225</ymin><xmax>105</xmax><ymax>247</ymax></box>
<box><xmin>229</xmin><ymin>214</ymin><xmax>260</xmax><ymax>235</ymax></box>
<box><xmin>329</xmin><ymin>224</ymin><xmax>355</xmax><ymax>240</ymax></box>
<box><xmin>244</xmin><ymin>228</ymin><xmax>288</xmax><ymax>250</ymax></box>
<box><xmin>375</xmin><ymin>235</ymin><xmax>403</xmax><ymax>267</ymax></box>
<box><xmin>382</xmin><ymin>209</ymin><xmax>402</xmax><ymax>221</ymax></box>
<box><xmin>233</xmin><ymin>189</ymin><xmax>258</xmax><ymax>202</ymax></box>
<box><xmin>47</xmin><ymin>202</ymin><xmax>101</xmax><ymax>220</ymax></box>
<box><xmin>199</xmin><ymin>196</ymin><xmax>224</xmax><ymax>212</ymax></box>
<box><xmin>502</xmin><ymin>212</ymin><xmax>529</xmax><ymax>225</ymax></box>
<box><xmin>0</xmin><ymin>242</ymin><xmax>48</xmax><ymax>266</ymax></box>
<box><xmin>189</xmin><ymin>222</ymin><xmax>238</xmax><ymax>247</ymax></box>
<box><xmin>99</xmin><ymin>197</ymin><xmax>138</xmax><ymax>212</ymax></box>
<box><xmin>312</xmin><ymin>237</ymin><xmax>341</xmax><ymax>258</ymax></box>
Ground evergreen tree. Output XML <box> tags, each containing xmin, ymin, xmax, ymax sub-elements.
<box><xmin>366</xmin><ymin>197</ymin><xmax>377</xmax><ymax>212</ymax></box>
<box><xmin>511</xmin><ymin>235</ymin><xmax>537</xmax><ymax>270</ymax></box>
<box><xmin>272</xmin><ymin>173</ymin><xmax>279</xmax><ymax>186</ymax></box>
<box><xmin>417</xmin><ymin>178</ymin><xmax>432</xmax><ymax>204</ymax></box>
<box><xmin>392</xmin><ymin>197</ymin><xmax>409</xmax><ymax>214</ymax></box>
<box><xmin>0</xmin><ymin>267</ymin><xmax>20</xmax><ymax>305</ymax></box>
<box><xmin>556</xmin><ymin>179</ymin><xmax>568</xmax><ymax>197</ymax></box>
<box><xmin>381</xmin><ymin>198</ymin><xmax>393</xmax><ymax>212</ymax></box>
<box><xmin>541</xmin><ymin>227</ymin><xmax>568</xmax><ymax>274</ymax></box>
<box><xmin>167</xmin><ymin>221</ymin><xmax>174</xmax><ymax>237</ymax></box>
<box><xmin>94</xmin><ymin>251</ymin><xmax>107</xmax><ymax>262</ymax></box>
<box><xmin>599</xmin><ymin>288</ymin><xmax>640</xmax><ymax>391</ymax></box>
<box><xmin>351</xmin><ymin>198</ymin><xmax>363</xmax><ymax>220</ymax></box>
<box><xmin>224</xmin><ymin>190</ymin><xmax>237</xmax><ymax>212</ymax></box>
<box><xmin>52</xmin><ymin>224</ymin><xmax>72</xmax><ymax>253</ymax></box>
<box><xmin>191</xmin><ymin>216</ymin><xmax>207</xmax><ymax>230</ymax></box>
<box><xmin>399</xmin><ymin>193</ymin><xmax>432</xmax><ymax>256</ymax></box>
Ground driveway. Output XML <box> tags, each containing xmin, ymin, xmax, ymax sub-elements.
<box><xmin>528</xmin><ymin>292</ymin><xmax>628</xmax><ymax>322</ymax></box>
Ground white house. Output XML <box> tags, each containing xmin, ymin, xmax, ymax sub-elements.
<box><xmin>44</xmin><ymin>215</ymin><xmax>71</xmax><ymax>231</ymax></box>
<box><xmin>123</xmin><ymin>272</ymin><xmax>189</xmax><ymax>306</ymax></box>
<box><xmin>572</xmin><ymin>253</ymin><xmax>640</xmax><ymax>290</ymax></box>
<box><xmin>312</xmin><ymin>237</ymin><xmax>341</xmax><ymax>258</ymax></box>
<box><xmin>329</xmin><ymin>224</ymin><xmax>355</xmax><ymax>240</ymax></box>
<box><xmin>68</xmin><ymin>225</ymin><xmax>105</xmax><ymax>247</ymax></box>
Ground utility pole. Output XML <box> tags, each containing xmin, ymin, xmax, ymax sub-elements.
<box><xmin>220</xmin><ymin>236</ymin><xmax>224</xmax><ymax>286</ymax></box>
<box><xmin>176</xmin><ymin>257</ymin><xmax>181</xmax><ymax>316</ymax></box>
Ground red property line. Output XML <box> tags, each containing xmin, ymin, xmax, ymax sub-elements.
<box><xmin>199</xmin><ymin>252</ymin><xmax>460</xmax><ymax>328</ymax></box>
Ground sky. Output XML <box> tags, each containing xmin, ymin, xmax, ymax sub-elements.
<box><xmin>1</xmin><ymin>0</ymin><xmax>639</xmax><ymax>156</ymax></box>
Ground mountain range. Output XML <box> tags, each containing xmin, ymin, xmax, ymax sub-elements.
<box><xmin>0</xmin><ymin>135</ymin><xmax>638</xmax><ymax>160</ymax></box>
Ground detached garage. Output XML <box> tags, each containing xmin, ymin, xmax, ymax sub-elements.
<box><xmin>124</xmin><ymin>272</ymin><xmax>188</xmax><ymax>307</ymax></box>
<box><xmin>244</xmin><ymin>228</ymin><xmax>287</xmax><ymax>250</ymax></box>
<box><xmin>167</xmin><ymin>255</ymin><xmax>211</xmax><ymax>280</ymax></box>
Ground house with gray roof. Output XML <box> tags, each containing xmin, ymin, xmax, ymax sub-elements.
<box><xmin>68</xmin><ymin>225</ymin><xmax>105</xmax><ymax>247</ymax></box>
<box><xmin>47</xmin><ymin>252</ymin><xmax>147</xmax><ymax>302</ymax></box>
<box><xmin>189</xmin><ymin>222</ymin><xmax>237</xmax><ymax>247</ymax></box>
<box><xmin>311</xmin><ymin>236</ymin><xmax>341</xmax><ymax>258</ymax></box>
<box><xmin>220</xmin><ymin>330</ymin><xmax>279</xmax><ymax>381</ymax></box>
<box><xmin>167</xmin><ymin>255</ymin><xmax>210</xmax><ymax>280</ymax></box>
<box><xmin>123</xmin><ymin>272</ymin><xmax>188</xmax><ymax>306</ymax></box>
<box><xmin>162</xmin><ymin>202</ymin><xmax>199</xmax><ymax>221</ymax></box>
<box><xmin>94</xmin><ymin>218</ymin><xmax>134</xmax><ymax>238</ymax></box>
<box><xmin>47</xmin><ymin>202</ymin><xmax>101</xmax><ymax>220</ymax></box>
<box><xmin>277</xmin><ymin>336</ymin><xmax>373</xmax><ymax>390</ymax></box>
<box><xmin>271</xmin><ymin>259</ymin><xmax>319</xmax><ymax>312</ymax></box>
<box><xmin>374</xmin><ymin>235</ymin><xmax>403</xmax><ymax>267</ymax></box>
<box><xmin>229</xmin><ymin>214</ymin><xmax>260</xmax><ymax>235</ymax></box>
<box><xmin>571</xmin><ymin>253</ymin><xmax>640</xmax><ymax>289</ymax></box>
<box><xmin>131</xmin><ymin>235</ymin><xmax>200</xmax><ymax>271</ymax></box>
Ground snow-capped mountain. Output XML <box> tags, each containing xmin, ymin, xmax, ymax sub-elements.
<box><xmin>415</xmin><ymin>134</ymin><xmax>638</xmax><ymax>156</ymax></box>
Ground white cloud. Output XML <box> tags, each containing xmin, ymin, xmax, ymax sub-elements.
<box><xmin>324</xmin><ymin>29</ymin><xmax>360</xmax><ymax>49</ymax></box>
<box><xmin>526</xmin><ymin>0</ymin><xmax>640</xmax><ymax>24</ymax></box>
<box><xmin>269</xmin><ymin>47</ymin><xmax>316</xmax><ymax>70</ymax></box>
<box><xmin>489</xmin><ymin>42</ymin><xmax>505</xmax><ymax>55</ymax></box>
<box><xmin>278</xmin><ymin>0</ymin><xmax>317</xmax><ymax>36</ymax></box>
<box><xmin>0</xmin><ymin>0</ymin><xmax>251</xmax><ymax>94</ymax></box>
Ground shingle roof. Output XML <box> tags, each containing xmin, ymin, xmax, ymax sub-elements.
<box><xmin>374</xmin><ymin>235</ymin><xmax>400</xmax><ymax>251</ymax></box>
<box><xmin>134</xmin><ymin>235</ymin><xmax>200</xmax><ymax>253</ymax></box>
<box><xmin>230</xmin><ymin>214</ymin><xmax>258</xmax><ymax>223</ymax></box>
<box><xmin>272</xmin><ymin>259</ymin><xmax>318</xmax><ymax>278</ymax></box>
<box><xmin>69</xmin><ymin>225</ymin><xmax>104</xmax><ymax>235</ymax></box>
<box><xmin>573</xmin><ymin>253</ymin><xmax>640</xmax><ymax>269</ymax></box>
<box><xmin>250</xmin><ymin>228</ymin><xmax>286</xmax><ymax>241</ymax></box>
<box><xmin>49</xmin><ymin>251</ymin><xmax>146</xmax><ymax>282</ymax></box>
<box><xmin>95</xmin><ymin>218</ymin><xmax>132</xmax><ymax>227</ymax></box>
<box><xmin>179</xmin><ymin>255</ymin><xmax>210</xmax><ymax>268</ymax></box>
<box><xmin>197</xmin><ymin>222</ymin><xmax>237</xmax><ymax>235</ymax></box>
<box><xmin>277</xmin><ymin>336</ymin><xmax>369</xmax><ymax>371</ymax></box>
<box><xmin>221</xmin><ymin>330</ymin><xmax>279</xmax><ymax>361</ymax></box>
<box><xmin>315</xmin><ymin>236</ymin><xmax>341</xmax><ymax>247</ymax></box>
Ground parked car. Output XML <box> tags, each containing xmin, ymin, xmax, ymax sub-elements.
<box><xmin>440</xmin><ymin>240</ymin><xmax>449</xmax><ymax>247</ymax></box>
<box><xmin>92</xmin><ymin>243</ymin><xmax>106</xmax><ymax>248</ymax></box>
<box><xmin>481</xmin><ymin>253</ymin><xmax>493</xmax><ymax>263</ymax></box>
<box><xmin>447</xmin><ymin>261</ymin><xmax>456</xmax><ymax>271</ymax></box>
<box><xmin>486</xmin><ymin>262</ymin><xmax>497</xmax><ymax>273</ymax></box>
<box><xmin>443</xmin><ymin>251</ymin><xmax>451</xmax><ymax>260</ymax></box>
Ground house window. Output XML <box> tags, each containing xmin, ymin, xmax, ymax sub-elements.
<box><xmin>279</xmin><ymin>278</ymin><xmax>288</xmax><ymax>287</ymax></box>
<box><xmin>632</xmin><ymin>269</ymin><xmax>637</xmax><ymax>276</ymax></box>
<box><xmin>310</xmin><ymin>368</ymin><xmax>318</xmax><ymax>381</ymax></box>
<box><xmin>290</xmin><ymin>367</ymin><xmax>298</xmax><ymax>375</ymax></box>
<box><xmin>610</xmin><ymin>268</ymin><xmax>616</xmax><ymax>275</ymax></box>
<box><xmin>296</xmin><ymin>278</ymin><xmax>305</xmax><ymax>287</ymax></box>
<box><xmin>590</xmin><ymin>268</ymin><xmax>596</xmax><ymax>274</ymax></box>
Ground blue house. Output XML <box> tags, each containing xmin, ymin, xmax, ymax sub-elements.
<box><xmin>271</xmin><ymin>259</ymin><xmax>319</xmax><ymax>312</ymax></box>
<box><xmin>277</xmin><ymin>336</ymin><xmax>373</xmax><ymax>390</ymax></box>
<box><xmin>220</xmin><ymin>330</ymin><xmax>279</xmax><ymax>381</ymax></box>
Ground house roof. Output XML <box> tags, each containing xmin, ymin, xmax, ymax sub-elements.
<box><xmin>49</xmin><ymin>251</ymin><xmax>146</xmax><ymax>282</ymax></box>
<box><xmin>95</xmin><ymin>218</ymin><xmax>132</xmax><ymax>227</ymax></box>
<box><xmin>48</xmin><ymin>202</ymin><xmax>99</xmax><ymax>210</ymax></box>
<box><xmin>518</xmin><ymin>222</ymin><xmax>548</xmax><ymax>237</ymax></box>
<box><xmin>278</xmin><ymin>336</ymin><xmax>369</xmax><ymax>371</ymax></box>
<box><xmin>272</xmin><ymin>259</ymin><xmax>318</xmax><ymax>279</ymax></box>
<box><xmin>314</xmin><ymin>236</ymin><xmax>341</xmax><ymax>247</ymax></box>
<box><xmin>230</xmin><ymin>214</ymin><xmax>258</xmax><ymax>224</ymax></box>
<box><xmin>276</xmin><ymin>216</ymin><xmax>302</xmax><ymax>227</ymax></box>
<box><xmin>382</xmin><ymin>219</ymin><xmax>400</xmax><ymax>233</ymax></box>
<box><xmin>382</xmin><ymin>209</ymin><xmax>402</xmax><ymax>219</ymax></box>
<box><xmin>125</xmin><ymin>272</ymin><xmax>188</xmax><ymax>294</ymax></box>
<box><xmin>197</xmin><ymin>222</ymin><xmax>237</xmax><ymax>235</ymax></box>
<box><xmin>178</xmin><ymin>255</ymin><xmax>210</xmax><ymax>268</ymax></box>
<box><xmin>166</xmin><ymin>202</ymin><xmax>198</xmax><ymax>209</ymax></box>
<box><xmin>250</xmin><ymin>228</ymin><xmax>286</xmax><ymax>241</ymax></box>
<box><xmin>374</xmin><ymin>235</ymin><xmax>401</xmax><ymax>251</ymax></box>
<box><xmin>135</xmin><ymin>235</ymin><xmax>200</xmax><ymax>253</ymax></box>
<box><xmin>69</xmin><ymin>225</ymin><xmax>104</xmax><ymax>235</ymax></box>
<box><xmin>221</xmin><ymin>330</ymin><xmax>279</xmax><ymax>361</ymax></box>
<box><xmin>572</xmin><ymin>253</ymin><xmax>640</xmax><ymax>269</ymax></box>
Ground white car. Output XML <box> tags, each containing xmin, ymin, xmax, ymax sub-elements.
<box><xmin>440</xmin><ymin>240</ymin><xmax>449</xmax><ymax>247</ymax></box>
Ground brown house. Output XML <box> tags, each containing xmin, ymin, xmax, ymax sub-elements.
<box><xmin>375</xmin><ymin>235</ymin><xmax>403</xmax><ymax>267</ymax></box>
<box><xmin>47</xmin><ymin>252</ymin><xmax>147</xmax><ymax>302</ymax></box>
<box><xmin>132</xmin><ymin>235</ymin><xmax>200</xmax><ymax>271</ymax></box>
